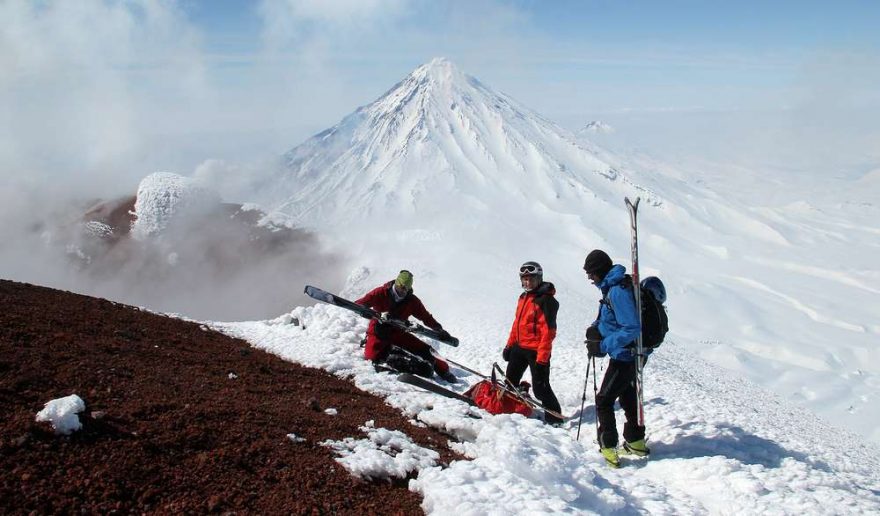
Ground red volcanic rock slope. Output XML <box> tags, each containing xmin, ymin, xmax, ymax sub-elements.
<box><xmin>0</xmin><ymin>279</ymin><xmax>460</xmax><ymax>514</ymax></box>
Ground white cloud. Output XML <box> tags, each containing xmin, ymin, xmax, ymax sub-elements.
<box><xmin>258</xmin><ymin>0</ymin><xmax>412</xmax><ymax>55</ymax></box>
<box><xmin>264</xmin><ymin>0</ymin><xmax>410</xmax><ymax>26</ymax></box>
<box><xmin>0</xmin><ymin>0</ymin><xmax>209</xmax><ymax>196</ymax></box>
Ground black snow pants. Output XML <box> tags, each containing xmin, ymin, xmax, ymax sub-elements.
<box><xmin>596</xmin><ymin>358</ymin><xmax>645</xmax><ymax>448</ymax></box>
<box><xmin>505</xmin><ymin>343</ymin><xmax>563</xmax><ymax>424</ymax></box>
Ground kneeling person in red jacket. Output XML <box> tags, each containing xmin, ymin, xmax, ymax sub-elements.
<box><xmin>356</xmin><ymin>270</ymin><xmax>456</xmax><ymax>383</ymax></box>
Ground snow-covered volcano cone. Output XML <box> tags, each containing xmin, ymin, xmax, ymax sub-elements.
<box><xmin>262</xmin><ymin>58</ymin><xmax>654</xmax><ymax>230</ymax></box>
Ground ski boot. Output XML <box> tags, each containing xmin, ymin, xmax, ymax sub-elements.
<box><xmin>600</xmin><ymin>447</ymin><xmax>620</xmax><ymax>468</ymax></box>
<box><xmin>622</xmin><ymin>439</ymin><xmax>650</xmax><ymax>457</ymax></box>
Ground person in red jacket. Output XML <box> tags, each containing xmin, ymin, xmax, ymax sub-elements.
<box><xmin>356</xmin><ymin>270</ymin><xmax>457</xmax><ymax>383</ymax></box>
<box><xmin>502</xmin><ymin>261</ymin><xmax>563</xmax><ymax>425</ymax></box>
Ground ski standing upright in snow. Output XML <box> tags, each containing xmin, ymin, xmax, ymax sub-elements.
<box><xmin>625</xmin><ymin>197</ymin><xmax>646</xmax><ymax>426</ymax></box>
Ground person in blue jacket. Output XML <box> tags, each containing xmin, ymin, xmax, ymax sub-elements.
<box><xmin>583</xmin><ymin>249</ymin><xmax>650</xmax><ymax>467</ymax></box>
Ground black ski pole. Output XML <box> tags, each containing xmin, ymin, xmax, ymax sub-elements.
<box><xmin>592</xmin><ymin>356</ymin><xmax>600</xmax><ymax>442</ymax></box>
<box><xmin>575</xmin><ymin>357</ymin><xmax>592</xmax><ymax>441</ymax></box>
<box><xmin>445</xmin><ymin>357</ymin><xmax>489</xmax><ymax>378</ymax></box>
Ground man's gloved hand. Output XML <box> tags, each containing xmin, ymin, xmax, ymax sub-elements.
<box><xmin>585</xmin><ymin>339</ymin><xmax>605</xmax><ymax>358</ymax></box>
<box><xmin>585</xmin><ymin>326</ymin><xmax>604</xmax><ymax>357</ymax></box>
<box><xmin>502</xmin><ymin>346</ymin><xmax>511</xmax><ymax>362</ymax></box>
<box><xmin>437</xmin><ymin>329</ymin><xmax>451</xmax><ymax>341</ymax></box>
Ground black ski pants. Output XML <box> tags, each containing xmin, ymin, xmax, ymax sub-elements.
<box><xmin>505</xmin><ymin>343</ymin><xmax>563</xmax><ymax>424</ymax></box>
<box><xmin>378</xmin><ymin>346</ymin><xmax>435</xmax><ymax>378</ymax></box>
<box><xmin>596</xmin><ymin>358</ymin><xmax>645</xmax><ymax>448</ymax></box>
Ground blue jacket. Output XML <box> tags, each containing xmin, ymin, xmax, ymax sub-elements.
<box><xmin>592</xmin><ymin>264</ymin><xmax>642</xmax><ymax>362</ymax></box>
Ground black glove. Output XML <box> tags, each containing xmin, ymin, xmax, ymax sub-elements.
<box><xmin>586</xmin><ymin>339</ymin><xmax>605</xmax><ymax>358</ymax></box>
<box><xmin>585</xmin><ymin>325</ymin><xmax>602</xmax><ymax>343</ymax></box>
<box><xmin>437</xmin><ymin>329</ymin><xmax>451</xmax><ymax>341</ymax></box>
<box><xmin>502</xmin><ymin>346</ymin><xmax>511</xmax><ymax>362</ymax></box>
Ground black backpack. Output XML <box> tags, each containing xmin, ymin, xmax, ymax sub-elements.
<box><xmin>603</xmin><ymin>275</ymin><xmax>669</xmax><ymax>349</ymax></box>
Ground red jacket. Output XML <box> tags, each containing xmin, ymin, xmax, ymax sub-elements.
<box><xmin>355</xmin><ymin>281</ymin><xmax>442</xmax><ymax>334</ymax></box>
<box><xmin>505</xmin><ymin>282</ymin><xmax>558</xmax><ymax>364</ymax></box>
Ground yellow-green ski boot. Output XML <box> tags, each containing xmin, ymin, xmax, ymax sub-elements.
<box><xmin>600</xmin><ymin>447</ymin><xmax>620</xmax><ymax>468</ymax></box>
<box><xmin>622</xmin><ymin>439</ymin><xmax>650</xmax><ymax>457</ymax></box>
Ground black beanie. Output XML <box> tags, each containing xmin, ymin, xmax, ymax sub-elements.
<box><xmin>583</xmin><ymin>249</ymin><xmax>613</xmax><ymax>278</ymax></box>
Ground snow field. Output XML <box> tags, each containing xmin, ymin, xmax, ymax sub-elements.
<box><xmin>213</xmin><ymin>300</ymin><xmax>880</xmax><ymax>514</ymax></box>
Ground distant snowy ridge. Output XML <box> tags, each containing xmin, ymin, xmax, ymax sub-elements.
<box><xmin>580</xmin><ymin>121</ymin><xmax>615</xmax><ymax>134</ymax></box>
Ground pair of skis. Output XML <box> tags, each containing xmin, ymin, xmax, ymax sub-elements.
<box><xmin>625</xmin><ymin>197</ymin><xmax>646</xmax><ymax>427</ymax></box>
<box><xmin>304</xmin><ymin>285</ymin><xmax>459</xmax><ymax>347</ymax></box>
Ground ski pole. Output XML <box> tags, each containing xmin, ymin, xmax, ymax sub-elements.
<box><xmin>575</xmin><ymin>357</ymin><xmax>592</xmax><ymax>441</ymax></box>
<box><xmin>592</xmin><ymin>356</ymin><xmax>600</xmax><ymax>441</ymax></box>
<box><xmin>445</xmin><ymin>358</ymin><xmax>489</xmax><ymax>378</ymax></box>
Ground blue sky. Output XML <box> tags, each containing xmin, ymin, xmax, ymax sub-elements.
<box><xmin>174</xmin><ymin>0</ymin><xmax>880</xmax><ymax>118</ymax></box>
<box><xmin>187</xmin><ymin>1</ymin><xmax>880</xmax><ymax>54</ymax></box>
<box><xmin>2</xmin><ymin>0</ymin><xmax>878</xmax><ymax>193</ymax></box>
<box><xmin>525</xmin><ymin>1</ymin><xmax>878</xmax><ymax>48</ymax></box>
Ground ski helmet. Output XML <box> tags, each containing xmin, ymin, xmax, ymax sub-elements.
<box><xmin>519</xmin><ymin>261</ymin><xmax>543</xmax><ymax>277</ymax></box>
<box><xmin>641</xmin><ymin>276</ymin><xmax>666</xmax><ymax>303</ymax></box>
<box><xmin>395</xmin><ymin>270</ymin><xmax>414</xmax><ymax>291</ymax></box>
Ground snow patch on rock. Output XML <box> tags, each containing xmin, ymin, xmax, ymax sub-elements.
<box><xmin>35</xmin><ymin>394</ymin><xmax>86</xmax><ymax>435</ymax></box>
<box><xmin>321</xmin><ymin>425</ymin><xmax>439</xmax><ymax>480</ymax></box>
<box><xmin>131</xmin><ymin>172</ymin><xmax>220</xmax><ymax>240</ymax></box>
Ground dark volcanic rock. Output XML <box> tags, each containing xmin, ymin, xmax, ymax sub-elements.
<box><xmin>0</xmin><ymin>279</ymin><xmax>460</xmax><ymax>514</ymax></box>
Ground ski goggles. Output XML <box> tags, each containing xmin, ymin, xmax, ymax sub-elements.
<box><xmin>519</xmin><ymin>264</ymin><xmax>542</xmax><ymax>276</ymax></box>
